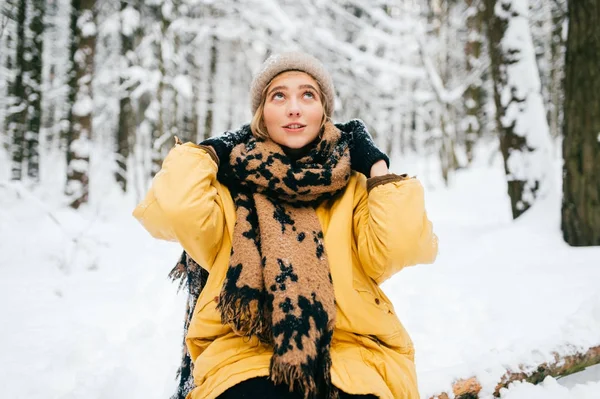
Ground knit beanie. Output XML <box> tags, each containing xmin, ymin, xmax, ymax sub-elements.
<box><xmin>250</xmin><ymin>52</ymin><xmax>335</xmax><ymax>118</ymax></box>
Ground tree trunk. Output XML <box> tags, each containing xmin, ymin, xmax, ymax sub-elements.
<box><xmin>427</xmin><ymin>0</ymin><xmax>460</xmax><ymax>185</ymax></box>
<box><xmin>149</xmin><ymin>3</ymin><xmax>168</xmax><ymax>177</ymax></box>
<box><xmin>203</xmin><ymin>35</ymin><xmax>218</xmax><ymax>141</ymax></box>
<box><xmin>561</xmin><ymin>0</ymin><xmax>600</xmax><ymax>246</ymax></box>
<box><xmin>548</xmin><ymin>1</ymin><xmax>565</xmax><ymax>140</ymax></box>
<box><xmin>1</xmin><ymin>2</ymin><xmax>16</xmax><ymax>152</ymax></box>
<box><xmin>484</xmin><ymin>0</ymin><xmax>552</xmax><ymax>219</ymax></box>
<box><xmin>65</xmin><ymin>0</ymin><xmax>95</xmax><ymax>209</ymax></box>
<box><xmin>7</xmin><ymin>0</ymin><xmax>26</xmax><ymax>181</ymax></box>
<box><xmin>41</xmin><ymin>0</ymin><xmax>64</xmax><ymax>149</ymax></box>
<box><xmin>115</xmin><ymin>1</ymin><xmax>137</xmax><ymax>192</ymax></box>
<box><xmin>25</xmin><ymin>0</ymin><xmax>45</xmax><ymax>182</ymax></box>
<box><xmin>464</xmin><ymin>0</ymin><xmax>485</xmax><ymax>164</ymax></box>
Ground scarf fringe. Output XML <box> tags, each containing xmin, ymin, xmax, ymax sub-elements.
<box><xmin>217</xmin><ymin>291</ymin><xmax>273</xmax><ymax>344</ymax></box>
<box><xmin>269</xmin><ymin>351</ymin><xmax>339</xmax><ymax>399</ymax></box>
<box><xmin>167</xmin><ymin>252</ymin><xmax>189</xmax><ymax>292</ymax></box>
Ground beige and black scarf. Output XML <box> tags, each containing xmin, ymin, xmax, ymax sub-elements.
<box><xmin>215</xmin><ymin>121</ymin><xmax>350</xmax><ymax>399</ymax></box>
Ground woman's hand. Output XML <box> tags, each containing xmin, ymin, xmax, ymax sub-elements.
<box><xmin>370</xmin><ymin>159</ymin><xmax>389</xmax><ymax>177</ymax></box>
<box><xmin>199</xmin><ymin>125</ymin><xmax>252</xmax><ymax>167</ymax></box>
<box><xmin>335</xmin><ymin>119</ymin><xmax>390</xmax><ymax>178</ymax></box>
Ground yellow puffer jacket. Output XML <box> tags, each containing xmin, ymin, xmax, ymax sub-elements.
<box><xmin>133</xmin><ymin>142</ymin><xmax>438</xmax><ymax>399</ymax></box>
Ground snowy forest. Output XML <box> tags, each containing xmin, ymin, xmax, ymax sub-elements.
<box><xmin>1</xmin><ymin>1</ymin><xmax>600</xmax><ymax>399</ymax></box>
<box><xmin>3</xmin><ymin>0</ymin><xmax>598</xmax><ymax>241</ymax></box>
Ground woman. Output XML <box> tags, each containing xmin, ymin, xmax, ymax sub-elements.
<box><xmin>134</xmin><ymin>52</ymin><xmax>438</xmax><ymax>399</ymax></box>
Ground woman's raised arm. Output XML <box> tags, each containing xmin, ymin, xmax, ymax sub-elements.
<box><xmin>353</xmin><ymin>173</ymin><xmax>438</xmax><ymax>285</ymax></box>
<box><xmin>133</xmin><ymin>142</ymin><xmax>231</xmax><ymax>272</ymax></box>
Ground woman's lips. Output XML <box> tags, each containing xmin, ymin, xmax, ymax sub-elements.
<box><xmin>283</xmin><ymin>127</ymin><xmax>305</xmax><ymax>133</ymax></box>
<box><xmin>283</xmin><ymin>125</ymin><xmax>306</xmax><ymax>133</ymax></box>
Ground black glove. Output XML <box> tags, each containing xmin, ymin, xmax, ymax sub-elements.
<box><xmin>335</xmin><ymin>119</ymin><xmax>390</xmax><ymax>178</ymax></box>
<box><xmin>199</xmin><ymin>124</ymin><xmax>252</xmax><ymax>167</ymax></box>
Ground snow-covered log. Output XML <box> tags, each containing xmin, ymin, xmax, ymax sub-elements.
<box><xmin>430</xmin><ymin>345</ymin><xmax>600</xmax><ymax>399</ymax></box>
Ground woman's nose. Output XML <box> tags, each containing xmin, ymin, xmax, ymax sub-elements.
<box><xmin>287</xmin><ymin>99</ymin><xmax>301</xmax><ymax>117</ymax></box>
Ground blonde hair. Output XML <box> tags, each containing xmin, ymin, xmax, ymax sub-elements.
<box><xmin>250</xmin><ymin>72</ymin><xmax>330</xmax><ymax>140</ymax></box>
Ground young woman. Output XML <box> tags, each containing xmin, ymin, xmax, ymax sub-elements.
<box><xmin>134</xmin><ymin>52</ymin><xmax>438</xmax><ymax>399</ymax></box>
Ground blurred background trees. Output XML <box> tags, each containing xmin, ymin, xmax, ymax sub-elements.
<box><xmin>0</xmin><ymin>0</ymin><xmax>597</xmax><ymax>245</ymax></box>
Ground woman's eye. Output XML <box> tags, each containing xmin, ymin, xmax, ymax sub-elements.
<box><xmin>272</xmin><ymin>92</ymin><xmax>284</xmax><ymax>100</ymax></box>
<box><xmin>303</xmin><ymin>91</ymin><xmax>315</xmax><ymax>99</ymax></box>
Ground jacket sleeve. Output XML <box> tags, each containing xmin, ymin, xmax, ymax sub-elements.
<box><xmin>353</xmin><ymin>173</ymin><xmax>438</xmax><ymax>285</ymax></box>
<box><xmin>132</xmin><ymin>142</ymin><xmax>228</xmax><ymax>271</ymax></box>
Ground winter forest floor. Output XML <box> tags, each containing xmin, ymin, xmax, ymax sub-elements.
<box><xmin>1</xmin><ymin>142</ymin><xmax>599</xmax><ymax>399</ymax></box>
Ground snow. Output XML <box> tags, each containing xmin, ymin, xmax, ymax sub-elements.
<box><xmin>69</xmin><ymin>136</ymin><xmax>91</xmax><ymax>157</ymax></box>
<box><xmin>1</xmin><ymin>142</ymin><xmax>599</xmax><ymax>398</ymax></box>
<box><xmin>73</xmin><ymin>95</ymin><xmax>94</xmax><ymax>117</ymax></box>
<box><xmin>259</xmin><ymin>0</ymin><xmax>297</xmax><ymax>34</ymax></box>
<box><xmin>121</xmin><ymin>7</ymin><xmax>141</xmax><ymax>37</ymax></box>
<box><xmin>78</xmin><ymin>10</ymin><xmax>97</xmax><ymax>38</ymax></box>
<box><xmin>499</xmin><ymin>375</ymin><xmax>600</xmax><ymax>399</ymax></box>
<box><xmin>392</xmin><ymin>144</ymin><xmax>600</xmax><ymax>398</ymax></box>
<box><xmin>65</xmin><ymin>178</ymin><xmax>84</xmax><ymax>194</ymax></box>
<box><xmin>172</xmin><ymin>74</ymin><xmax>193</xmax><ymax>100</ymax></box>
<box><xmin>559</xmin><ymin>364</ymin><xmax>600</xmax><ymax>389</ymax></box>
<box><xmin>67</xmin><ymin>159</ymin><xmax>89</xmax><ymax>174</ymax></box>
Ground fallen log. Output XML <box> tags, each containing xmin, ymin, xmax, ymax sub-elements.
<box><xmin>430</xmin><ymin>345</ymin><xmax>600</xmax><ymax>399</ymax></box>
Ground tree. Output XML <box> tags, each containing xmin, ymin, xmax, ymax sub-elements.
<box><xmin>561</xmin><ymin>0</ymin><xmax>600</xmax><ymax>246</ymax></box>
<box><xmin>1</xmin><ymin>1</ymin><xmax>17</xmax><ymax>153</ymax></box>
<box><xmin>41</xmin><ymin>0</ymin><xmax>69</xmax><ymax>150</ymax></box>
<box><xmin>425</xmin><ymin>0</ymin><xmax>464</xmax><ymax>184</ymax></box>
<box><xmin>528</xmin><ymin>0</ymin><xmax>566</xmax><ymax>139</ymax></box>
<box><xmin>202</xmin><ymin>33</ymin><xmax>218</xmax><ymax>142</ymax></box>
<box><xmin>3</xmin><ymin>0</ymin><xmax>45</xmax><ymax>183</ymax></box>
<box><xmin>6</xmin><ymin>0</ymin><xmax>26</xmax><ymax>181</ymax></box>
<box><xmin>115</xmin><ymin>1</ymin><xmax>140</xmax><ymax>192</ymax></box>
<box><xmin>547</xmin><ymin>0</ymin><xmax>566</xmax><ymax>140</ymax></box>
<box><xmin>24</xmin><ymin>0</ymin><xmax>45</xmax><ymax>182</ymax></box>
<box><xmin>65</xmin><ymin>0</ymin><xmax>96</xmax><ymax>209</ymax></box>
<box><xmin>484</xmin><ymin>0</ymin><xmax>552</xmax><ymax>219</ymax></box>
<box><xmin>464</xmin><ymin>0</ymin><xmax>486</xmax><ymax>163</ymax></box>
<box><xmin>144</xmin><ymin>0</ymin><xmax>177</xmax><ymax>177</ymax></box>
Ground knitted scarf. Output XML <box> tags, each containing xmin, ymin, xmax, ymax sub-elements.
<box><xmin>216</xmin><ymin>121</ymin><xmax>350</xmax><ymax>399</ymax></box>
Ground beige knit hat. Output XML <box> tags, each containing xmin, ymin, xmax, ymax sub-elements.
<box><xmin>250</xmin><ymin>52</ymin><xmax>335</xmax><ymax>117</ymax></box>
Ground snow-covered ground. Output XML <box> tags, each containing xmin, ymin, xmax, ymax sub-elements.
<box><xmin>1</xmin><ymin>143</ymin><xmax>599</xmax><ymax>399</ymax></box>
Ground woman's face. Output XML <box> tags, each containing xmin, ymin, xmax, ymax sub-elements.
<box><xmin>262</xmin><ymin>71</ymin><xmax>325</xmax><ymax>149</ymax></box>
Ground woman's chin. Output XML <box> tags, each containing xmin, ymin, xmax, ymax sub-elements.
<box><xmin>282</xmin><ymin>142</ymin><xmax>307</xmax><ymax>149</ymax></box>
<box><xmin>277</xmin><ymin>138</ymin><xmax>311</xmax><ymax>149</ymax></box>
